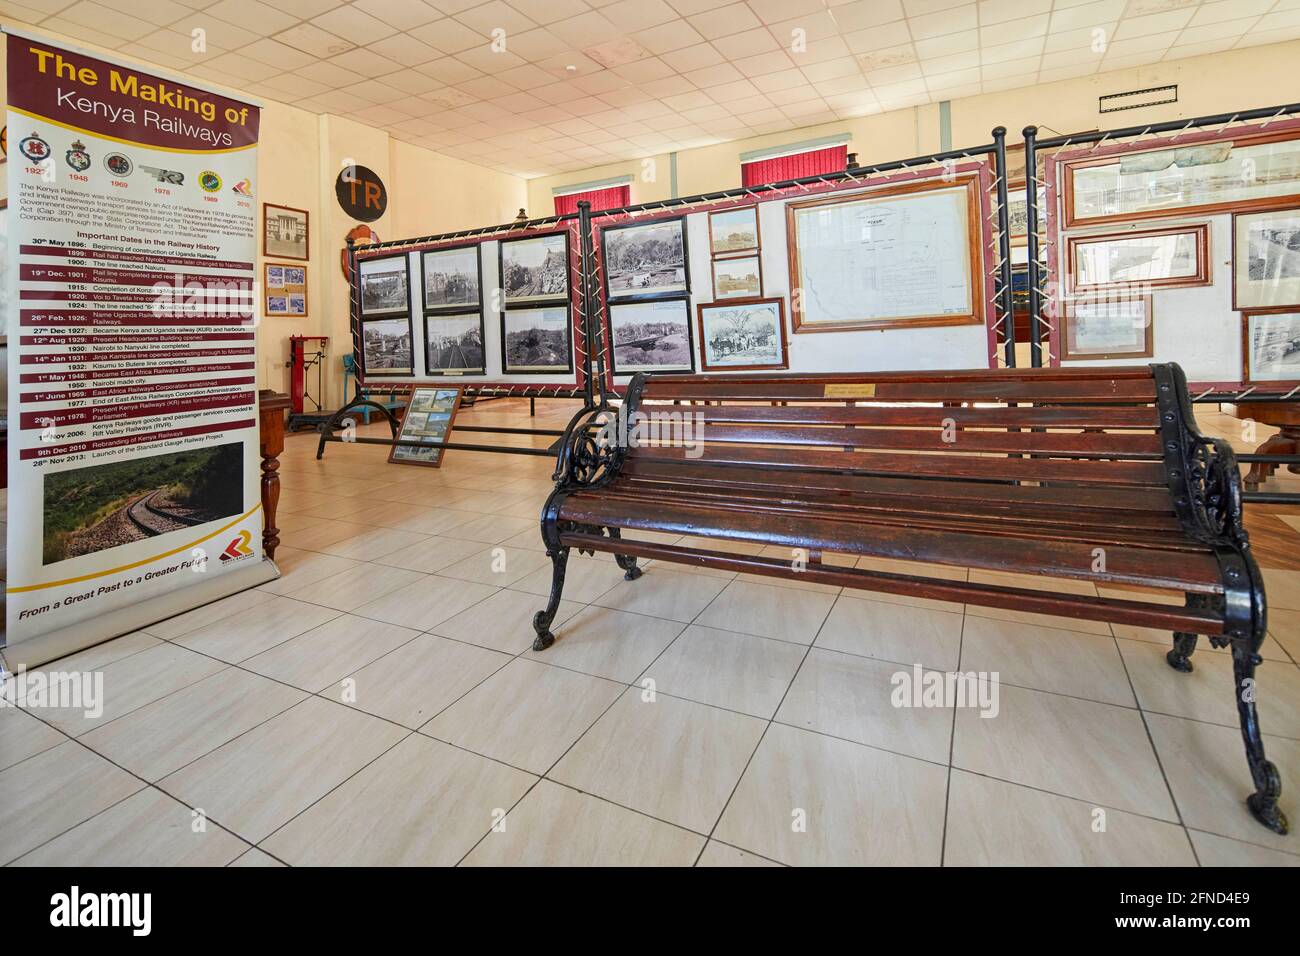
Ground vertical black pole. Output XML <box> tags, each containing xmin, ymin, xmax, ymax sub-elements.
<box><xmin>992</xmin><ymin>126</ymin><xmax>1016</xmax><ymax>368</ymax></box>
<box><xmin>1022</xmin><ymin>125</ymin><xmax>1043</xmax><ymax>368</ymax></box>
<box><xmin>346</xmin><ymin>236</ymin><xmax>361</xmax><ymax>386</ymax></box>
<box><xmin>576</xmin><ymin>200</ymin><xmax>596</xmax><ymax>408</ymax></box>
<box><xmin>577</xmin><ymin>200</ymin><xmax>610</xmax><ymax>408</ymax></box>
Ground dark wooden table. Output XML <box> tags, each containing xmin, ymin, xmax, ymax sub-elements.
<box><xmin>259</xmin><ymin>390</ymin><xmax>291</xmax><ymax>560</ymax></box>
<box><xmin>1226</xmin><ymin>402</ymin><xmax>1300</xmax><ymax>489</ymax></box>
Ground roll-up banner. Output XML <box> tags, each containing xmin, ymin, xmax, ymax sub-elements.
<box><xmin>3</xmin><ymin>28</ymin><xmax>276</xmax><ymax>666</ymax></box>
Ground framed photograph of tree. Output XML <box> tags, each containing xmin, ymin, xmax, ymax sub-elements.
<box><xmin>697</xmin><ymin>298</ymin><xmax>787</xmax><ymax>371</ymax></box>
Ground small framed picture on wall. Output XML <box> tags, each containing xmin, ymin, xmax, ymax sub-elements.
<box><xmin>711</xmin><ymin>255</ymin><xmax>762</xmax><ymax>299</ymax></box>
<box><xmin>1060</xmin><ymin>293</ymin><xmax>1154</xmax><ymax>361</ymax></box>
<box><xmin>1243</xmin><ymin>309</ymin><xmax>1300</xmax><ymax>384</ymax></box>
<box><xmin>697</xmin><ymin>298</ymin><xmax>787</xmax><ymax>372</ymax></box>
<box><xmin>264</xmin><ymin>263</ymin><xmax>307</xmax><ymax>317</ymax></box>
<box><xmin>1233</xmin><ymin>207</ymin><xmax>1300</xmax><ymax>310</ymax></box>
<box><xmin>263</xmin><ymin>203</ymin><xmax>309</xmax><ymax>260</ymax></box>
<box><xmin>709</xmin><ymin>206</ymin><xmax>759</xmax><ymax>256</ymax></box>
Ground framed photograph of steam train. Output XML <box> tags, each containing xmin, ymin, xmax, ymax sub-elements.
<box><xmin>697</xmin><ymin>298</ymin><xmax>788</xmax><ymax>372</ymax></box>
<box><xmin>389</xmin><ymin>386</ymin><xmax>464</xmax><ymax>468</ymax></box>
<box><xmin>501</xmin><ymin>305</ymin><xmax>573</xmax><ymax>374</ymax></box>
<box><xmin>1233</xmin><ymin>206</ymin><xmax>1300</xmax><ymax>310</ymax></box>
<box><xmin>785</xmin><ymin>176</ymin><xmax>983</xmax><ymax>333</ymax></box>
<box><xmin>421</xmin><ymin>244</ymin><xmax>481</xmax><ymax>312</ymax></box>
<box><xmin>499</xmin><ymin>232</ymin><xmax>569</xmax><ymax>305</ymax></box>
<box><xmin>360</xmin><ymin>315</ymin><xmax>414</xmax><ymax>377</ymax></box>
<box><xmin>712</xmin><ymin>255</ymin><xmax>762</xmax><ymax>300</ymax></box>
<box><xmin>1242</xmin><ymin>309</ymin><xmax>1300</xmax><ymax>385</ymax></box>
<box><xmin>1059</xmin><ymin>292</ymin><xmax>1153</xmax><ymax>362</ymax></box>
<box><xmin>608</xmin><ymin>298</ymin><xmax>694</xmax><ymax>374</ymax></box>
<box><xmin>709</xmin><ymin>206</ymin><xmax>759</xmax><ymax>256</ymax></box>
<box><xmin>1062</xmin><ymin>129</ymin><xmax>1300</xmax><ymax>228</ymax></box>
<box><xmin>358</xmin><ymin>254</ymin><xmax>412</xmax><ymax>317</ymax></box>
<box><xmin>1067</xmin><ymin>223</ymin><xmax>1210</xmax><ymax>295</ymax></box>
<box><xmin>424</xmin><ymin>312</ymin><xmax>486</xmax><ymax>375</ymax></box>
<box><xmin>602</xmin><ymin>217</ymin><xmax>689</xmax><ymax>301</ymax></box>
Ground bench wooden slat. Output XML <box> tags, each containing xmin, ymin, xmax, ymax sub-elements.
<box><xmin>558</xmin><ymin>532</ymin><xmax>1227</xmax><ymax>635</ymax></box>
<box><xmin>643</xmin><ymin>379</ymin><xmax>1156</xmax><ymax>404</ymax></box>
<box><xmin>557</xmin><ymin>495</ymin><xmax>1223</xmax><ymax>592</ymax></box>
<box><xmin>628</xmin><ymin>443</ymin><xmax>1169</xmax><ymax>486</ymax></box>
<box><xmin>672</xmin><ymin>404</ymin><xmax>1161</xmax><ymax>429</ymax></box>
<box><xmin>619</xmin><ymin>460</ymin><xmax>1176</xmax><ymax>512</ymax></box>
<box><xmin>665</xmin><ymin>423</ymin><xmax>1163</xmax><ymax>457</ymax></box>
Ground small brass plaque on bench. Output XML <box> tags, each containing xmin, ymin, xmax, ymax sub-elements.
<box><xmin>823</xmin><ymin>384</ymin><xmax>876</xmax><ymax>398</ymax></box>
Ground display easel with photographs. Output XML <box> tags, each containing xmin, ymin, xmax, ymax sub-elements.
<box><xmin>388</xmin><ymin>386</ymin><xmax>464</xmax><ymax>467</ymax></box>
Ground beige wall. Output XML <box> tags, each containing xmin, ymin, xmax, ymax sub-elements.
<box><xmin>0</xmin><ymin>21</ymin><xmax>527</xmax><ymax>409</ymax></box>
<box><xmin>529</xmin><ymin>38</ymin><xmax>1300</xmax><ymax>210</ymax></box>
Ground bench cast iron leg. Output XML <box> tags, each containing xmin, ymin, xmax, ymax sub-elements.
<box><xmin>608</xmin><ymin>527</ymin><xmax>643</xmax><ymax>581</ymax></box>
<box><xmin>1167</xmin><ymin>633</ymin><xmax>1198</xmax><ymax>672</ymax></box>
<box><xmin>1232</xmin><ymin>638</ymin><xmax>1289</xmax><ymax>834</ymax></box>
<box><xmin>532</xmin><ymin>547</ymin><xmax>569</xmax><ymax>652</ymax></box>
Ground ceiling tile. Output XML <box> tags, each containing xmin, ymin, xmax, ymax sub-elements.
<box><xmin>351</xmin><ymin>0</ymin><xmax>442</xmax><ymax>30</ymax></box>
<box><xmin>277</xmin><ymin>22</ymin><xmax>356</xmax><ymax>58</ymax></box>
<box><xmin>687</xmin><ymin>3</ymin><xmax>761</xmax><ymax>39</ymax></box>
<box><xmin>455</xmin><ymin>0</ymin><xmax>538</xmax><ymax>34</ymax></box>
<box><xmin>908</xmin><ymin>2</ymin><xmax>977</xmax><ymax>40</ymax></box>
<box><xmin>311</xmin><ymin>5</ymin><xmax>398</xmax><ymax>45</ymax></box>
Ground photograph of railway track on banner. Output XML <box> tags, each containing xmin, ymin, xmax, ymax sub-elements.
<box><xmin>4</xmin><ymin>28</ymin><xmax>263</xmax><ymax>657</ymax></box>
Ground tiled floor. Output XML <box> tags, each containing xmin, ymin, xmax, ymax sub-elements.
<box><xmin>3</xmin><ymin>399</ymin><xmax>1300</xmax><ymax>867</ymax></box>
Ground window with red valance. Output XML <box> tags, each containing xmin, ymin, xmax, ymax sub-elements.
<box><xmin>553</xmin><ymin>183</ymin><xmax>631</xmax><ymax>216</ymax></box>
<box><xmin>741</xmin><ymin>143</ymin><xmax>849</xmax><ymax>187</ymax></box>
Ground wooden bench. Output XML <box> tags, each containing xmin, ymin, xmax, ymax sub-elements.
<box><xmin>535</xmin><ymin>365</ymin><xmax>1287</xmax><ymax>835</ymax></box>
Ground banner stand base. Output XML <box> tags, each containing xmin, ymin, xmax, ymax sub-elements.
<box><xmin>1</xmin><ymin>559</ymin><xmax>281</xmax><ymax>670</ymax></box>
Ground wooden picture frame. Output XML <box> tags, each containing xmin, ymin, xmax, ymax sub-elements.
<box><xmin>1241</xmin><ymin>308</ymin><xmax>1300</xmax><ymax>385</ymax></box>
<box><xmin>262</xmin><ymin>202</ymin><xmax>309</xmax><ymax>261</ymax></box>
<box><xmin>708</xmin><ymin>206</ymin><xmax>760</xmax><ymax>256</ymax></box>
<box><xmin>711</xmin><ymin>254</ymin><xmax>763</xmax><ymax>300</ymax></box>
<box><xmin>601</xmin><ymin>216</ymin><xmax>690</xmax><ymax>302</ymax></box>
<box><xmin>1067</xmin><ymin>223</ymin><xmax>1211</xmax><ymax>295</ymax></box>
<box><xmin>500</xmin><ymin>304</ymin><xmax>574</xmax><ymax>374</ymax></box>
<box><xmin>1061</xmin><ymin>128</ymin><xmax>1300</xmax><ymax>229</ymax></box>
<box><xmin>697</xmin><ymin>297</ymin><xmax>788</xmax><ymax>372</ymax></box>
<box><xmin>1232</xmin><ymin>206</ymin><xmax>1300</xmax><ymax>311</ymax></box>
<box><xmin>264</xmin><ymin>262</ymin><xmax>308</xmax><ymax>318</ymax></box>
<box><xmin>388</xmin><ymin>386</ymin><xmax>464</xmax><ymax>467</ymax></box>
<box><xmin>499</xmin><ymin>231</ymin><xmax>570</xmax><ymax>305</ymax></box>
<box><xmin>1059</xmin><ymin>293</ymin><xmax>1154</xmax><ymax>361</ymax></box>
<box><xmin>786</xmin><ymin>175</ymin><xmax>984</xmax><ymax>333</ymax></box>
<box><xmin>608</xmin><ymin>298</ymin><xmax>694</xmax><ymax>375</ymax></box>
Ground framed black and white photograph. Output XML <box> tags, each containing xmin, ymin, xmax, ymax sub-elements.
<box><xmin>361</xmin><ymin>316</ymin><xmax>413</xmax><ymax>376</ymax></box>
<box><xmin>1060</xmin><ymin>293</ymin><xmax>1153</xmax><ymax>361</ymax></box>
<box><xmin>263</xmin><ymin>203</ymin><xmax>309</xmax><ymax>260</ymax></box>
<box><xmin>697</xmin><ymin>298</ymin><xmax>787</xmax><ymax>372</ymax></box>
<box><xmin>500</xmin><ymin>233</ymin><xmax>569</xmax><ymax>304</ymax></box>
<box><xmin>609</xmin><ymin>298</ymin><xmax>693</xmax><ymax>374</ymax></box>
<box><xmin>1233</xmin><ymin>206</ymin><xmax>1300</xmax><ymax>310</ymax></box>
<box><xmin>422</xmin><ymin>245</ymin><xmax>481</xmax><ymax>311</ymax></box>
<box><xmin>603</xmin><ymin>217</ymin><xmax>688</xmax><ymax>300</ymax></box>
<box><xmin>359</xmin><ymin>255</ymin><xmax>411</xmax><ymax>316</ymax></box>
<box><xmin>424</xmin><ymin>312</ymin><xmax>485</xmax><ymax>375</ymax></box>
<box><xmin>1068</xmin><ymin>223</ymin><xmax>1210</xmax><ymax>294</ymax></box>
<box><xmin>1243</xmin><ymin>309</ymin><xmax>1300</xmax><ymax>384</ymax></box>
<box><xmin>709</xmin><ymin>206</ymin><xmax>759</xmax><ymax>255</ymax></box>
<box><xmin>502</xmin><ymin>305</ymin><xmax>572</xmax><ymax>373</ymax></box>
<box><xmin>712</xmin><ymin>255</ymin><xmax>762</xmax><ymax>299</ymax></box>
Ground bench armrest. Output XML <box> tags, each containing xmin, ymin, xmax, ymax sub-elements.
<box><xmin>551</xmin><ymin>373</ymin><xmax>646</xmax><ymax>490</ymax></box>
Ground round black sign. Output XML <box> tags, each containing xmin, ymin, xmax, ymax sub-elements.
<box><xmin>335</xmin><ymin>164</ymin><xmax>387</xmax><ymax>222</ymax></box>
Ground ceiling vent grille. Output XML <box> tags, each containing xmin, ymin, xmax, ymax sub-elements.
<box><xmin>1099</xmin><ymin>85</ymin><xmax>1178</xmax><ymax>113</ymax></box>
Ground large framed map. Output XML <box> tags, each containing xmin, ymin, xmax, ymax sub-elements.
<box><xmin>785</xmin><ymin>176</ymin><xmax>983</xmax><ymax>333</ymax></box>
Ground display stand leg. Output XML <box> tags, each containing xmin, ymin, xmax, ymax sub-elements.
<box><xmin>258</xmin><ymin>390</ymin><xmax>290</xmax><ymax>560</ymax></box>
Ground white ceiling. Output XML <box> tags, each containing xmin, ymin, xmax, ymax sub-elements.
<box><xmin>6</xmin><ymin>0</ymin><xmax>1298</xmax><ymax>178</ymax></box>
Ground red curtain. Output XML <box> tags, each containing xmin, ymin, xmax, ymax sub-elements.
<box><xmin>554</xmin><ymin>184</ymin><xmax>630</xmax><ymax>215</ymax></box>
<box><xmin>741</xmin><ymin>145</ymin><xmax>847</xmax><ymax>187</ymax></box>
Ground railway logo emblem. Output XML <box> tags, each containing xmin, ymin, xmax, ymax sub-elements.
<box><xmin>231</xmin><ymin>177</ymin><xmax>252</xmax><ymax>196</ymax></box>
<box><xmin>199</xmin><ymin>170</ymin><xmax>222</xmax><ymax>192</ymax></box>
<box><xmin>19</xmin><ymin>132</ymin><xmax>50</xmax><ymax>162</ymax></box>
<box><xmin>219</xmin><ymin>530</ymin><xmax>254</xmax><ymax>562</ymax></box>
<box><xmin>105</xmin><ymin>152</ymin><xmax>133</xmax><ymax>176</ymax></box>
<box><xmin>65</xmin><ymin>139</ymin><xmax>91</xmax><ymax>171</ymax></box>
<box><xmin>140</xmin><ymin>165</ymin><xmax>184</xmax><ymax>185</ymax></box>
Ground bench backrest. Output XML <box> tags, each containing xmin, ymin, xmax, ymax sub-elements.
<box><xmin>624</xmin><ymin>366</ymin><xmax>1171</xmax><ymax>492</ymax></box>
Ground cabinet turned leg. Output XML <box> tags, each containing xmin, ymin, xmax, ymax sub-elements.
<box><xmin>532</xmin><ymin>547</ymin><xmax>570</xmax><ymax>652</ymax></box>
<box><xmin>608</xmin><ymin>527</ymin><xmax>642</xmax><ymax>581</ymax></box>
<box><xmin>1232</xmin><ymin>639</ymin><xmax>1289</xmax><ymax>834</ymax></box>
<box><xmin>260</xmin><ymin>453</ymin><xmax>281</xmax><ymax>560</ymax></box>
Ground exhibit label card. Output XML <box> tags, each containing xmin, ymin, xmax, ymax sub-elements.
<box><xmin>5</xmin><ymin>30</ymin><xmax>263</xmax><ymax>648</ymax></box>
